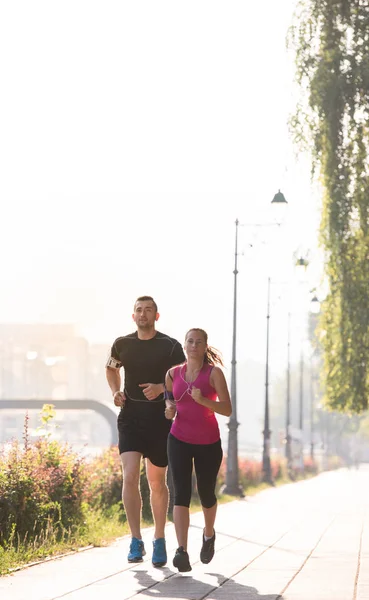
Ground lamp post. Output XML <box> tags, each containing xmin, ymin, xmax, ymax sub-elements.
<box><xmin>309</xmin><ymin>295</ymin><xmax>320</xmax><ymax>461</ymax></box>
<box><xmin>299</xmin><ymin>346</ymin><xmax>304</xmax><ymax>470</ymax></box>
<box><xmin>309</xmin><ymin>353</ymin><xmax>315</xmax><ymax>461</ymax></box>
<box><xmin>294</xmin><ymin>255</ymin><xmax>310</xmax><ymax>471</ymax></box>
<box><xmin>285</xmin><ymin>312</ymin><xmax>292</xmax><ymax>472</ymax></box>
<box><xmin>223</xmin><ymin>218</ymin><xmax>243</xmax><ymax>496</ymax></box>
<box><xmin>261</xmin><ymin>190</ymin><xmax>288</xmax><ymax>485</ymax></box>
<box><xmin>262</xmin><ymin>276</ymin><xmax>273</xmax><ymax>483</ymax></box>
<box><xmin>224</xmin><ymin>190</ymin><xmax>288</xmax><ymax>495</ymax></box>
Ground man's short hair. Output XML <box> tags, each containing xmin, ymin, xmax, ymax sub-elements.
<box><xmin>134</xmin><ymin>296</ymin><xmax>158</xmax><ymax>313</ymax></box>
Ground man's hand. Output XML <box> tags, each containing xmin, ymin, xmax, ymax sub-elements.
<box><xmin>164</xmin><ymin>400</ymin><xmax>176</xmax><ymax>420</ymax></box>
<box><xmin>113</xmin><ymin>391</ymin><xmax>126</xmax><ymax>407</ymax></box>
<box><xmin>191</xmin><ymin>387</ymin><xmax>204</xmax><ymax>405</ymax></box>
<box><xmin>139</xmin><ymin>383</ymin><xmax>163</xmax><ymax>401</ymax></box>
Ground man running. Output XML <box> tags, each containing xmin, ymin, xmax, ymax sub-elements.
<box><xmin>106</xmin><ymin>296</ymin><xmax>185</xmax><ymax>567</ymax></box>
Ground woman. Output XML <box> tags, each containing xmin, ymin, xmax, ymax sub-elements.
<box><xmin>164</xmin><ymin>328</ymin><xmax>232</xmax><ymax>572</ymax></box>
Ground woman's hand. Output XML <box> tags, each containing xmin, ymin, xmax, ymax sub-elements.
<box><xmin>191</xmin><ymin>387</ymin><xmax>204</xmax><ymax>405</ymax></box>
<box><xmin>165</xmin><ymin>400</ymin><xmax>176</xmax><ymax>420</ymax></box>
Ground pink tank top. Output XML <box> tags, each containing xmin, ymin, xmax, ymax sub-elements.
<box><xmin>170</xmin><ymin>363</ymin><xmax>220</xmax><ymax>445</ymax></box>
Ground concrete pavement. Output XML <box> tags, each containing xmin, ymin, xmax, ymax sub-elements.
<box><xmin>1</xmin><ymin>466</ymin><xmax>369</xmax><ymax>600</ymax></box>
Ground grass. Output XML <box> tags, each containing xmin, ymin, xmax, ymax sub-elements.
<box><xmin>0</xmin><ymin>504</ymin><xmax>130</xmax><ymax>576</ymax></box>
<box><xmin>0</xmin><ymin>475</ymin><xmax>317</xmax><ymax>576</ymax></box>
<box><xmin>0</xmin><ymin>489</ymin><xmax>245</xmax><ymax>576</ymax></box>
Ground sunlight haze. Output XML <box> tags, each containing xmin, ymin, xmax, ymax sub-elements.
<box><xmin>0</xmin><ymin>0</ymin><xmax>321</xmax><ymax>447</ymax></box>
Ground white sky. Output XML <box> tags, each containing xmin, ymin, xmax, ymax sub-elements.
<box><xmin>0</xmin><ymin>1</ymin><xmax>323</xmax><ymax>378</ymax></box>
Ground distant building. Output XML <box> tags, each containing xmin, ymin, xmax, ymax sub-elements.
<box><xmin>0</xmin><ymin>323</ymin><xmax>112</xmax><ymax>449</ymax></box>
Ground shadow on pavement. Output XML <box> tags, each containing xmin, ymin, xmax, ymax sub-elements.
<box><xmin>132</xmin><ymin>569</ymin><xmax>281</xmax><ymax>599</ymax></box>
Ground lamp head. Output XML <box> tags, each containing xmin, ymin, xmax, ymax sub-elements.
<box><xmin>271</xmin><ymin>189</ymin><xmax>287</xmax><ymax>205</ymax></box>
<box><xmin>270</xmin><ymin>189</ymin><xmax>288</xmax><ymax>224</ymax></box>
<box><xmin>295</xmin><ymin>256</ymin><xmax>310</xmax><ymax>269</ymax></box>
<box><xmin>310</xmin><ymin>295</ymin><xmax>320</xmax><ymax>314</ymax></box>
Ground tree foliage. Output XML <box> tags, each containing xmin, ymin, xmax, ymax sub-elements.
<box><xmin>290</xmin><ymin>0</ymin><xmax>369</xmax><ymax>412</ymax></box>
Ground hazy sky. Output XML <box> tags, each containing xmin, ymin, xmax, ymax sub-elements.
<box><xmin>0</xmin><ymin>1</ymin><xmax>322</xmax><ymax>379</ymax></box>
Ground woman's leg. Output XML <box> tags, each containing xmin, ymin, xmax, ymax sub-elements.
<box><xmin>173</xmin><ymin>505</ymin><xmax>190</xmax><ymax>549</ymax></box>
<box><xmin>202</xmin><ymin>503</ymin><xmax>217</xmax><ymax>538</ymax></box>
<box><xmin>167</xmin><ymin>434</ymin><xmax>193</xmax><ymax>550</ymax></box>
<box><xmin>194</xmin><ymin>440</ymin><xmax>223</xmax><ymax>535</ymax></box>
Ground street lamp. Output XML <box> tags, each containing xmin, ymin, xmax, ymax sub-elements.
<box><xmin>261</xmin><ymin>190</ymin><xmax>288</xmax><ymax>485</ymax></box>
<box><xmin>299</xmin><ymin>345</ymin><xmax>304</xmax><ymax>471</ymax></box>
<box><xmin>262</xmin><ymin>276</ymin><xmax>273</xmax><ymax>483</ymax></box>
<box><xmin>261</xmin><ymin>277</ymin><xmax>288</xmax><ymax>483</ymax></box>
<box><xmin>310</xmin><ymin>295</ymin><xmax>320</xmax><ymax>313</ymax></box>
<box><xmin>222</xmin><ymin>218</ymin><xmax>243</xmax><ymax>496</ymax></box>
<box><xmin>285</xmin><ymin>311</ymin><xmax>292</xmax><ymax>473</ymax></box>
<box><xmin>309</xmin><ymin>295</ymin><xmax>320</xmax><ymax>461</ymax></box>
<box><xmin>269</xmin><ymin>295</ymin><xmax>298</xmax><ymax>477</ymax></box>
<box><xmin>271</xmin><ymin>189</ymin><xmax>288</xmax><ymax>208</ymax></box>
<box><xmin>223</xmin><ymin>191</ymin><xmax>288</xmax><ymax>495</ymax></box>
<box><xmin>282</xmin><ymin>288</ymin><xmax>319</xmax><ymax>476</ymax></box>
<box><xmin>309</xmin><ymin>353</ymin><xmax>315</xmax><ymax>462</ymax></box>
<box><xmin>295</xmin><ymin>255</ymin><xmax>310</xmax><ymax>472</ymax></box>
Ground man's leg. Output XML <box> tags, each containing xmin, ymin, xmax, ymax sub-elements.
<box><xmin>120</xmin><ymin>451</ymin><xmax>142</xmax><ymax>539</ymax></box>
<box><xmin>145</xmin><ymin>458</ymin><xmax>168</xmax><ymax>539</ymax></box>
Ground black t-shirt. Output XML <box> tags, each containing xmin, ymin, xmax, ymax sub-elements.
<box><xmin>109</xmin><ymin>331</ymin><xmax>185</xmax><ymax>421</ymax></box>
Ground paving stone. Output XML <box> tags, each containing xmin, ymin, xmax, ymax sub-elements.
<box><xmin>1</xmin><ymin>467</ymin><xmax>369</xmax><ymax>600</ymax></box>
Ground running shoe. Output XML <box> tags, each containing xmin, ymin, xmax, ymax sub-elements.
<box><xmin>173</xmin><ymin>546</ymin><xmax>192</xmax><ymax>572</ymax></box>
<box><xmin>127</xmin><ymin>537</ymin><xmax>146</xmax><ymax>562</ymax></box>
<box><xmin>152</xmin><ymin>537</ymin><xmax>167</xmax><ymax>567</ymax></box>
<box><xmin>200</xmin><ymin>530</ymin><xmax>215</xmax><ymax>564</ymax></box>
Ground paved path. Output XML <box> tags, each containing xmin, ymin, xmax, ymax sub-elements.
<box><xmin>1</xmin><ymin>466</ymin><xmax>369</xmax><ymax>600</ymax></box>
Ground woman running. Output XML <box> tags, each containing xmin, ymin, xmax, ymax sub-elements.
<box><xmin>164</xmin><ymin>328</ymin><xmax>232</xmax><ymax>572</ymax></box>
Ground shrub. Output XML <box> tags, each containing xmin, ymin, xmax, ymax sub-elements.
<box><xmin>218</xmin><ymin>454</ymin><xmax>321</xmax><ymax>492</ymax></box>
<box><xmin>82</xmin><ymin>447</ymin><xmax>151</xmax><ymax>522</ymax></box>
<box><xmin>217</xmin><ymin>456</ymin><xmax>264</xmax><ymax>491</ymax></box>
<box><xmin>0</xmin><ymin>408</ymin><xmax>155</xmax><ymax>554</ymax></box>
<box><xmin>83</xmin><ymin>448</ymin><xmax>122</xmax><ymax>510</ymax></box>
<box><xmin>303</xmin><ymin>456</ymin><xmax>319</xmax><ymax>475</ymax></box>
<box><xmin>0</xmin><ymin>437</ymin><xmax>86</xmax><ymax>546</ymax></box>
<box><xmin>327</xmin><ymin>455</ymin><xmax>345</xmax><ymax>470</ymax></box>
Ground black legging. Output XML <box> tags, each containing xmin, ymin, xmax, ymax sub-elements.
<box><xmin>167</xmin><ymin>433</ymin><xmax>223</xmax><ymax>508</ymax></box>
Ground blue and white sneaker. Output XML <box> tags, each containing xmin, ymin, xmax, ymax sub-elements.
<box><xmin>152</xmin><ymin>538</ymin><xmax>167</xmax><ymax>567</ymax></box>
<box><xmin>127</xmin><ymin>537</ymin><xmax>146</xmax><ymax>562</ymax></box>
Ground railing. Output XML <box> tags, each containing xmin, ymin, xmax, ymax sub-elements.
<box><xmin>0</xmin><ymin>399</ymin><xmax>118</xmax><ymax>446</ymax></box>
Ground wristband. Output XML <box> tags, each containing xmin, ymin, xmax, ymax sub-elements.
<box><xmin>164</xmin><ymin>388</ymin><xmax>174</xmax><ymax>401</ymax></box>
<box><xmin>113</xmin><ymin>391</ymin><xmax>121</xmax><ymax>397</ymax></box>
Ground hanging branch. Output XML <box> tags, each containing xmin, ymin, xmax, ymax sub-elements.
<box><xmin>289</xmin><ymin>0</ymin><xmax>369</xmax><ymax>412</ymax></box>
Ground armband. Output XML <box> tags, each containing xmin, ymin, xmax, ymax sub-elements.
<box><xmin>164</xmin><ymin>388</ymin><xmax>174</xmax><ymax>401</ymax></box>
<box><xmin>106</xmin><ymin>357</ymin><xmax>122</xmax><ymax>369</ymax></box>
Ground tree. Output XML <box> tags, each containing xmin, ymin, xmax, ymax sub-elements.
<box><xmin>290</xmin><ymin>0</ymin><xmax>369</xmax><ymax>412</ymax></box>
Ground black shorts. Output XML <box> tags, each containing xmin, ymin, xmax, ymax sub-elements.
<box><xmin>117</xmin><ymin>412</ymin><xmax>171</xmax><ymax>468</ymax></box>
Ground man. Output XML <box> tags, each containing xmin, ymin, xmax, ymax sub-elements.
<box><xmin>106</xmin><ymin>296</ymin><xmax>185</xmax><ymax>567</ymax></box>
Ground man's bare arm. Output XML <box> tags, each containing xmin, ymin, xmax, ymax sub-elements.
<box><xmin>106</xmin><ymin>367</ymin><xmax>125</xmax><ymax>407</ymax></box>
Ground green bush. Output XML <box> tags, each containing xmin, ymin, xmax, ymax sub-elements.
<box><xmin>302</xmin><ymin>456</ymin><xmax>320</xmax><ymax>475</ymax></box>
<box><xmin>217</xmin><ymin>456</ymin><xmax>264</xmax><ymax>490</ymax></box>
<box><xmin>83</xmin><ymin>448</ymin><xmax>123</xmax><ymax>510</ymax></box>
<box><xmin>0</xmin><ymin>438</ymin><xmax>86</xmax><ymax>546</ymax></box>
<box><xmin>82</xmin><ymin>447</ymin><xmax>152</xmax><ymax>522</ymax></box>
<box><xmin>327</xmin><ymin>455</ymin><xmax>345</xmax><ymax>470</ymax></box>
<box><xmin>217</xmin><ymin>454</ymin><xmax>321</xmax><ymax>492</ymax></box>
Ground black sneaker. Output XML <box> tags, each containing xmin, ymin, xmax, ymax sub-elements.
<box><xmin>173</xmin><ymin>546</ymin><xmax>192</xmax><ymax>572</ymax></box>
<box><xmin>200</xmin><ymin>530</ymin><xmax>215</xmax><ymax>564</ymax></box>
